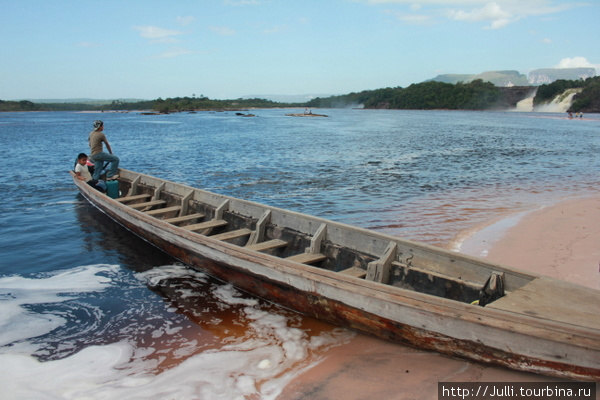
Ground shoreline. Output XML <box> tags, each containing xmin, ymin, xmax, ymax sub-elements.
<box><xmin>459</xmin><ymin>195</ymin><xmax>600</xmax><ymax>290</ymax></box>
<box><xmin>279</xmin><ymin>195</ymin><xmax>600</xmax><ymax>399</ymax></box>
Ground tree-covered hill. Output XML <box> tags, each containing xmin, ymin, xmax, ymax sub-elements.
<box><xmin>0</xmin><ymin>100</ymin><xmax>40</xmax><ymax>112</ymax></box>
<box><xmin>307</xmin><ymin>77</ymin><xmax>600</xmax><ymax>112</ymax></box>
<box><xmin>306</xmin><ymin>80</ymin><xmax>505</xmax><ymax>110</ymax></box>
<box><xmin>570</xmin><ymin>77</ymin><xmax>600</xmax><ymax>112</ymax></box>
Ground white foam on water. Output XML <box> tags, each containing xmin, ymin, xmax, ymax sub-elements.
<box><xmin>0</xmin><ymin>265</ymin><xmax>118</xmax><ymax>347</ymax></box>
<box><xmin>0</xmin><ymin>264</ymin><xmax>353</xmax><ymax>399</ymax></box>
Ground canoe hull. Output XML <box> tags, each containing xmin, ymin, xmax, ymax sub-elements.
<box><xmin>73</xmin><ymin>171</ymin><xmax>600</xmax><ymax>381</ymax></box>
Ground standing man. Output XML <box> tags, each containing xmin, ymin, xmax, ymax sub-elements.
<box><xmin>89</xmin><ymin>120</ymin><xmax>120</xmax><ymax>180</ymax></box>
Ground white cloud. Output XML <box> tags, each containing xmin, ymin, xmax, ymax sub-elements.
<box><xmin>448</xmin><ymin>2</ymin><xmax>517</xmax><ymax>29</ymax></box>
<box><xmin>135</xmin><ymin>26</ymin><xmax>184</xmax><ymax>43</ymax></box>
<box><xmin>555</xmin><ymin>57</ymin><xmax>597</xmax><ymax>69</ymax></box>
<box><xmin>542</xmin><ymin>38</ymin><xmax>552</xmax><ymax>44</ymax></box>
<box><xmin>209</xmin><ymin>26</ymin><xmax>236</xmax><ymax>36</ymax></box>
<box><xmin>359</xmin><ymin>0</ymin><xmax>586</xmax><ymax>29</ymax></box>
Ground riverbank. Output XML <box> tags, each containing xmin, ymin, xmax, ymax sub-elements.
<box><xmin>279</xmin><ymin>196</ymin><xmax>600</xmax><ymax>399</ymax></box>
<box><xmin>459</xmin><ymin>196</ymin><xmax>600</xmax><ymax>290</ymax></box>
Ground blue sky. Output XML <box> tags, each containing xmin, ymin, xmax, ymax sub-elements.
<box><xmin>2</xmin><ymin>0</ymin><xmax>598</xmax><ymax>100</ymax></box>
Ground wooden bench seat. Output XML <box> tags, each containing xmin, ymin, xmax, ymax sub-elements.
<box><xmin>286</xmin><ymin>252</ymin><xmax>327</xmax><ymax>265</ymax></box>
<box><xmin>246</xmin><ymin>239</ymin><xmax>288</xmax><ymax>252</ymax></box>
<box><xmin>129</xmin><ymin>200</ymin><xmax>167</xmax><ymax>210</ymax></box>
<box><xmin>116</xmin><ymin>194</ymin><xmax>150</xmax><ymax>203</ymax></box>
<box><xmin>144</xmin><ymin>206</ymin><xmax>181</xmax><ymax>216</ymax></box>
<box><xmin>182</xmin><ymin>219</ymin><xmax>228</xmax><ymax>232</ymax></box>
<box><xmin>210</xmin><ymin>228</ymin><xmax>252</xmax><ymax>242</ymax></box>
<box><xmin>164</xmin><ymin>213</ymin><xmax>205</xmax><ymax>225</ymax></box>
<box><xmin>339</xmin><ymin>267</ymin><xmax>367</xmax><ymax>278</ymax></box>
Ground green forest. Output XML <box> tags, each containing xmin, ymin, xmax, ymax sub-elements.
<box><xmin>1</xmin><ymin>76</ymin><xmax>599</xmax><ymax>113</ymax></box>
<box><xmin>307</xmin><ymin>77</ymin><xmax>600</xmax><ymax>112</ymax></box>
<box><xmin>306</xmin><ymin>80</ymin><xmax>502</xmax><ymax>110</ymax></box>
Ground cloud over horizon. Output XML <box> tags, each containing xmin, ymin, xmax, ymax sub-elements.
<box><xmin>363</xmin><ymin>0</ymin><xmax>585</xmax><ymax>29</ymax></box>
<box><xmin>555</xmin><ymin>57</ymin><xmax>600</xmax><ymax>72</ymax></box>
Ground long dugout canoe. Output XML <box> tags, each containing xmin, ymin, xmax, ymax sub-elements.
<box><xmin>70</xmin><ymin>168</ymin><xmax>600</xmax><ymax>381</ymax></box>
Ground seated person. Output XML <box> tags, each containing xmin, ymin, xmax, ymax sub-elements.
<box><xmin>75</xmin><ymin>153</ymin><xmax>107</xmax><ymax>193</ymax></box>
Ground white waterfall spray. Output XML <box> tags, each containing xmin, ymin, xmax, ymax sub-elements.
<box><xmin>515</xmin><ymin>92</ymin><xmax>536</xmax><ymax>112</ymax></box>
<box><xmin>534</xmin><ymin>88</ymin><xmax>582</xmax><ymax>113</ymax></box>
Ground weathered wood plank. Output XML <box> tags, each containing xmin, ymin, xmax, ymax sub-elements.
<box><xmin>488</xmin><ymin>277</ymin><xmax>600</xmax><ymax>331</ymax></box>
<box><xmin>286</xmin><ymin>252</ymin><xmax>326</xmax><ymax>264</ymax></box>
<box><xmin>125</xmin><ymin>175</ymin><xmax>141</xmax><ymax>197</ymax></box>
<box><xmin>308</xmin><ymin>223</ymin><xmax>327</xmax><ymax>254</ymax></box>
<box><xmin>246</xmin><ymin>239</ymin><xmax>288</xmax><ymax>252</ymax></box>
<box><xmin>246</xmin><ymin>210</ymin><xmax>271</xmax><ymax>246</ymax></box>
<box><xmin>164</xmin><ymin>213</ymin><xmax>205</xmax><ymax>225</ymax></box>
<box><xmin>129</xmin><ymin>200</ymin><xmax>166</xmax><ymax>210</ymax></box>
<box><xmin>210</xmin><ymin>228</ymin><xmax>252</xmax><ymax>242</ymax></box>
<box><xmin>152</xmin><ymin>182</ymin><xmax>165</xmax><ymax>201</ymax></box>
<box><xmin>366</xmin><ymin>241</ymin><xmax>397</xmax><ymax>283</ymax></box>
<box><xmin>182</xmin><ymin>219</ymin><xmax>228</xmax><ymax>232</ymax></box>
<box><xmin>144</xmin><ymin>206</ymin><xmax>181</xmax><ymax>216</ymax></box>
<box><xmin>339</xmin><ymin>266</ymin><xmax>367</xmax><ymax>279</ymax></box>
<box><xmin>179</xmin><ymin>190</ymin><xmax>194</xmax><ymax>217</ymax></box>
<box><xmin>116</xmin><ymin>194</ymin><xmax>150</xmax><ymax>203</ymax></box>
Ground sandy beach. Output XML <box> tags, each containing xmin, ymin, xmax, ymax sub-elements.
<box><xmin>462</xmin><ymin>196</ymin><xmax>600</xmax><ymax>290</ymax></box>
<box><xmin>279</xmin><ymin>196</ymin><xmax>600</xmax><ymax>399</ymax></box>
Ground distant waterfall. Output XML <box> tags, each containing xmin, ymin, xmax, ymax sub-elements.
<box><xmin>515</xmin><ymin>92</ymin><xmax>535</xmax><ymax>112</ymax></box>
<box><xmin>534</xmin><ymin>88</ymin><xmax>582</xmax><ymax>113</ymax></box>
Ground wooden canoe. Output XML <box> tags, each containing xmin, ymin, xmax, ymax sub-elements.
<box><xmin>70</xmin><ymin>169</ymin><xmax>600</xmax><ymax>381</ymax></box>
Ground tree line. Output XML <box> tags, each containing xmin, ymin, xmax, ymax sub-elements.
<box><xmin>307</xmin><ymin>77</ymin><xmax>600</xmax><ymax>112</ymax></box>
<box><xmin>1</xmin><ymin>76</ymin><xmax>599</xmax><ymax>112</ymax></box>
<box><xmin>306</xmin><ymin>80</ymin><xmax>503</xmax><ymax>110</ymax></box>
<box><xmin>0</xmin><ymin>97</ymin><xmax>301</xmax><ymax>113</ymax></box>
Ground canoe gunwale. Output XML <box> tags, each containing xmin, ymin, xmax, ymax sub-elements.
<box><xmin>70</xmin><ymin>169</ymin><xmax>600</xmax><ymax>380</ymax></box>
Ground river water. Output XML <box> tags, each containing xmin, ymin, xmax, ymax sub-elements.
<box><xmin>1</xmin><ymin>109</ymin><xmax>599</xmax><ymax>399</ymax></box>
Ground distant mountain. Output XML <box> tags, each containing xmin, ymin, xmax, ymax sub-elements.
<box><xmin>528</xmin><ymin>68</ymin><xmax>596</xmax><ymax>85</ymax></box>
<box><xmin>427</xmin><ymin>70</ymin><xmax>528</xmax><ymax>87</ymax></box>
<box><xmin>427</xmin><ymin>68</ymin><xmax>597</xmax><ymax>87</ymax></box>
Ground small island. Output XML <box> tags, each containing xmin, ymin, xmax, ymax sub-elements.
<box><xmin>286</xmin><ymin>109</ymin><xmax>329</xmax><ymax>117</ymax></box>
<box><xmin>285</xmin><ymin>113</ymin><xmax>329</xmax><ymax>117</ymax></box>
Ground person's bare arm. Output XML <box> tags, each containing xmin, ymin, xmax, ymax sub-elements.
<box><xmin>104</xmin><ymin>138</ymin><xmax>114</xmax><ymax>154</ymax></box>
<box><xmin>75</xmin><ymin>171</ymin><xmax>86</xmax><ymax>181</ymax></box>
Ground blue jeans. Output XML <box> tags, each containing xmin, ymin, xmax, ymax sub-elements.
<box><xmin>91</xmin><ymin>152</ymin><xmax>120</xmax><ymax>180</ymax></box>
